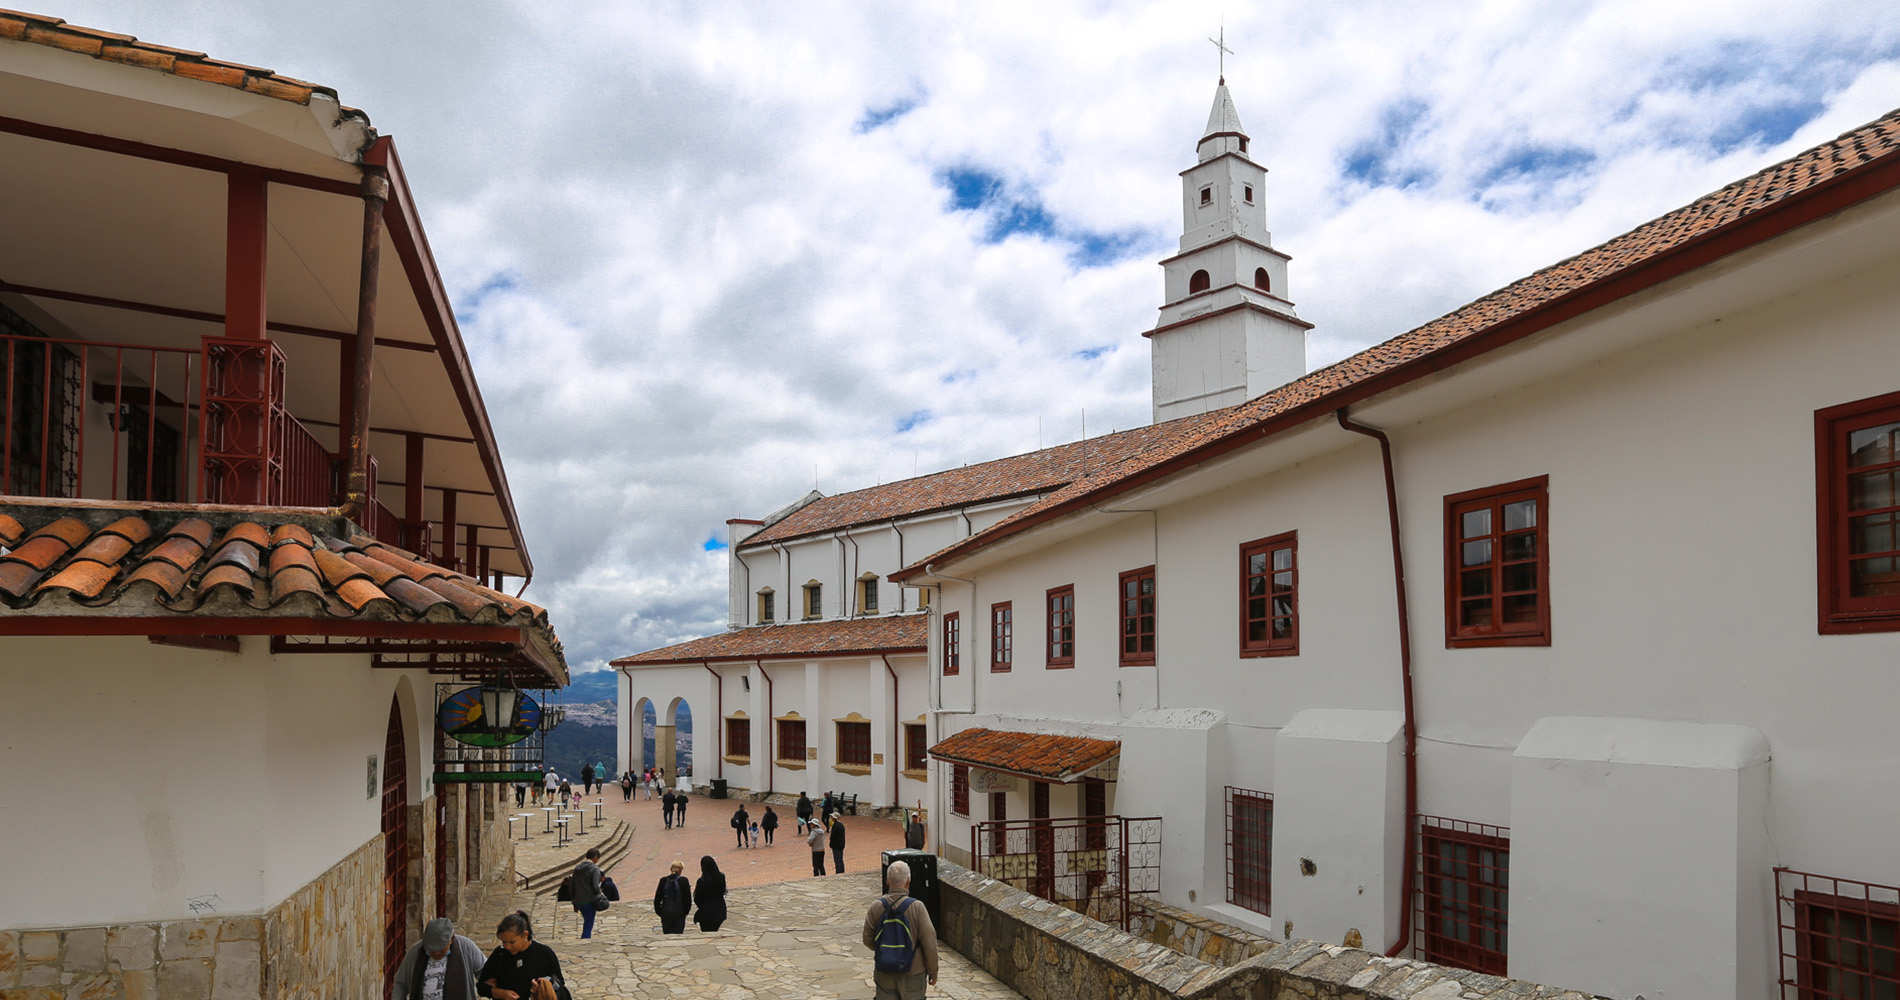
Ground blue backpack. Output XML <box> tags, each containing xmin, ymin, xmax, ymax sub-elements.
<box><xmin>874</xmin><ymin>898</ymin><xmax>918</xmax><ymax>974</ymax></box>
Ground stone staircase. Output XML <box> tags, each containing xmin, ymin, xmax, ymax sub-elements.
<box><xmin>518</xmin><ymin>820</ymin><xmax>634</xmax><ymax>896</ymax></box>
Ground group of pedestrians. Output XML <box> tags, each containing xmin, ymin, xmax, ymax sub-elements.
<box><xmin>659</xmin><ymin>785</ymin><xmax>690</xmax><ymax>829</ymax></box>
<box><xmin>390</xmin><ymin>911</ymin><xmax>565</xmax><ymax>1000</ymax></box>
<box><xmin>727</xmin><ymin>802</ymin><xmax>779</xmax><ymax>848</ymax></box>
<box><xmin>650</xmin><ymin>855</ymin><xmax>729</xmax><ymax>935</ymax></box>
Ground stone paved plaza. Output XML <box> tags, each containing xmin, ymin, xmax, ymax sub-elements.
<box><xmin>466</xmin><ymin>871</ymin><xmax>1024</xmax><ymax>999</ymax></box>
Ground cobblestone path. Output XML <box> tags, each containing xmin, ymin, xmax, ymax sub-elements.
<box><xmin>469</xmin><ymin>866</ymin><xmax>1022</xmax><ymax>999</ymax></box>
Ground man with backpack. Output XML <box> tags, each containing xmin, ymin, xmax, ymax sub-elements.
<box><xmin>861</xmin><ymin>860</ymin><xmax>938</xmax><ymax>999</ymax></box>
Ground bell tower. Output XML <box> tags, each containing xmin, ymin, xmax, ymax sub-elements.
<box><xmin>1149</xmin><ymin>79</ymin><xmax>1311</xmax><ymax>423</ymax></box>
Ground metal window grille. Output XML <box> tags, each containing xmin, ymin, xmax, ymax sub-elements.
<box><xmin>777</xmin><ymin>720</ymin><xmax>806</xmax><ymax>761</ymax></box>
<box><xmin>972</xmin><ymin>813</ymin><xmax>1162</xmax><ymax>931</ymax></box>
<box><xmin>943</xmin><ymin>613</ymin><xmax>961</xmax><ymax>675</ymax></box>
<box><xmin>725</xmin><ymin>718</ymin><xmax>750</xmax><ymax>758</ymax></box>
<box><xmin>951</xmin><ymin>763</ymin><xmax>969</xmax><ymax>815</ymax></box>
<box><xmin>1224</xmin><ymin>787</ymin><xmax>1272</xmax><ymax>915</ymax></box>
<box><xmin>1776</xmin><ymin>867</ymin><xmax>1900</xmax><ymax>999</ymax></box>
<box><xmin>838</xmin><ymin>721</ymin><xmax>871</xmax><ymax>766</ymax></box>
<box><xmin>1415</xmin><ymin>816</ymin><xmax>1509</xmax><ymax>976</ymax></box>
<box><xmin>992</xmin><ymin>602</ymin><xmax>1013</xmax><ymax>671</ymax></box>
<box><xmin>904</xmin><ymin>725</ymin><xmax>928</xmax><ymax>771</ymax></box>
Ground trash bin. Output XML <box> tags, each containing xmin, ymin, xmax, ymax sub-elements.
<box><xmin>709</xmin><ymin>778</ymin><xmax>728</xmax><ymax>799</ymax></box>
<box><xmin>879</xmin><ymin>849</ymin><xmax>939</xmax><ymax>923</ymax></box>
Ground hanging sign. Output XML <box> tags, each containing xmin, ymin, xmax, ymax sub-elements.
<box><xmin>437</xmin><ymin>685</ymin><xmax>543</xmax><ymax>748</ymax></box>
<box><xmin>970</xmin><ymin>769</ymin><xmax>1018</xmax><ymax>793</ymax></box>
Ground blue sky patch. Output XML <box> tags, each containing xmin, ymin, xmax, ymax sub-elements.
<box><xmin>1341</xmin><ymin>98</ymin><xmax>1433</xmax><ymax>189</ymax></box>
<box><xmin>454</xmin><ymin>270</ymin><xmax>518</xmax><ymax>324</ymax></box>
<box><xmin>702</xmin><ymin>534</ymin><xmax>728</xmax><ymax>552</ymax></box>
<box><xmin>1477</xmin><ymin>145</ymin><xmax>1596</xmax><ymax>191</ymax></box>
<box><xmin>1709</xmin><ymin>99</ymin><xmax>1826</xmax><ymax>155</ymax></box>
<box><xmin>940</xmin><ymin>369</ymin><xmax>978</xmax><ymax>385</ymax></box>
<box><xmin>936</xmin><ymin>167</ymin><xmax>1158</xmax><ymax>266</ymax></box>
<box><xmin>1072</xmin><ymin>345</ymin><xmax>1113</xmax><ymax>361</ymax></box>
<box><xmin>856</xmin><ymin>96</ymin><xmax>920</xmax><ymax>133</ymax></box>
<box><xmin>896</xmin><ymin>409</ymin><xmax>934</xmax><ymax>433</ymax></box>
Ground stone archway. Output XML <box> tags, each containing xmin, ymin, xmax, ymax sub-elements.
<box><xmin>661</xmin><ymin>697</ymin><xmax>691</xmax><ymax>782</ymax></box>
<box><xmin>633</xmin><ymin>698</ymin><xmax>656</xmax><ymax>771</ymax></box>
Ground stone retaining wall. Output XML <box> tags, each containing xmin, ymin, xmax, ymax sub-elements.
<box><xmin>934</xmin><ymin>860</ymin><xmax>1603</xmax><ymax>1000</ymax></box>
<box><xmin>1125</xmin><ymin>897</ymin><xmax>1273</xmax><ymax>969</ymax></box>
<box><xmin>261</xmin><ymin>834</ymin><xmax>381</xmax><ymax>1000</ymax></box>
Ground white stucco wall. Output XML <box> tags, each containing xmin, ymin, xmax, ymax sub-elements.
<box><xmin>1</xmin><ymin>635</ymin><xmax>435</xmax><ymax>929</ymax></box>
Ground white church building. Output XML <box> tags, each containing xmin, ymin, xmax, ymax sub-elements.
<box><xmin>621</xmin><ymin>79</ymin><xmax>1900</xmax><ymax>1000</ymax></box>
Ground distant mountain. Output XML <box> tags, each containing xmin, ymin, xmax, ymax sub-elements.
<box><xmin>548</xmin><ymin>669</ymin><xmax>617</xmax><ymax>705</ymax></box>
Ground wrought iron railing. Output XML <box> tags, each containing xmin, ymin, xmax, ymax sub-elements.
<box><xmin>276</xmin><ymin>411</ymin><xmax>336</xmax><ymax>507</ymax></box>
<box><xmin>971</xmin><ymin>814</ymin><xmax>1161</xmax><ymax>931</ymax></box>
<box><xmin>3</xmin><ymin>331</ymin><xmax>200</xmax><ymax>502</ymax></box>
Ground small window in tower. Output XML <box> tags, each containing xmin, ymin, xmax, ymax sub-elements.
<box><xmin>1244</xmin><ymin>185</ymin><xmax>1254</xmax><ymax>204</ymax></box>
<box><xmin>1240</xmin><ymin>137</ymin><xmax>1249</xmax><ymax>154</ymax></box>
<box><xmin>1189</xmin><ymin>270</ymin><xmax>1211</xmax><ymax>295</ymax></box>
<box><xmin>1255</xmin><ymin>268</ymin><xmax>1271</xmax><ymax>292</ymax></box>
<box><xmin>1199</xmin><ymin>186</ymin><xmax>1213</xmax><ymax>206</ymax></box>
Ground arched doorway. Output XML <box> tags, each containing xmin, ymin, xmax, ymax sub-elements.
<box><xmin>658</xmin><ymin>698</ymin><xmax>691</xmax><ymax>781</ymax></box>
<box><xmin>635</xmin><ymin>698</ymin><xmax>656</xmax><ymax>771</ymax></box>
<box><xmin>381</xmin><ymin>696</ymin><xmax>410</xmax><ymax>995</ymax></box>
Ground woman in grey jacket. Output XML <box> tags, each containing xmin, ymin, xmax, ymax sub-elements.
<box><xmin>570</xmin><ymin>847</ymin><xmax>606</xmax><ymax>940</ymax></box>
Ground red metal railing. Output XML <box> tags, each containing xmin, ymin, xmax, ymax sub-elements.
<box><xmin>276</xmin><ymin>411</ymin><xmax>336</xmax><ymax>507</ymax></box>
<box><xmin>972</xmin><ymin>814</ymin><xmax>1162</xmax><ymax>931</ymax></box>
<box><xmin>1776</xmin><ymin>867</ymin><xmax>1900</xmax><ymax>999</ymax></box>
<box><xmin>1224</xmin><ymin>787</ymin><xmax>1273</xmax><ymax>915</ymax></box>
<box><xmin>1414</xmin><ymin>816</ymin><xmax>1510</xmax><ymax>975</ymax></box>
<box><xmin>4</xmin><ymin>331</ymin><xmax>200</xmax><ymax>502</ymax></box>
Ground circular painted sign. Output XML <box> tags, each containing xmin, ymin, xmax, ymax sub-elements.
<box><xmin>438</xmin><ymin>686</ymin><xmax>542</xmax><ymax>747</ymax></box>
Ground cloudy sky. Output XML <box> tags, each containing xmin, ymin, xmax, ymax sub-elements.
<box><xmin>69</xmin><ymin>0</ymin><xmax>1900</xmax><ymax>676</ymax></box>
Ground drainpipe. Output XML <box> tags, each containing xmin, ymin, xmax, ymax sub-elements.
<box><xmin>881</xmin><ymin>653</ymin><xmax>900</xmax><ymax>808</ymax></box>
<box><xmin>338</xmin><ymin>167</ymin><xmax>389</xmax><ymax>522</ymax></box>
<box><xmin>733</xmin><ymin>546</ymin><xmax>754</xmax><ymax>627</ymax></box>
<box><xmin>755</xmin><ymin>658</ymin><xmax>774</xmax><ymax>796</ymax></box>
<box><xmin>700</xmin><ymin>661</ymin><xmax>722</xmax><ymax>781</ymax></box>
<box><xmin>1334</xmin><ymin>408</ymin><xmax>1417</xmax><ymax>958</ymax></box>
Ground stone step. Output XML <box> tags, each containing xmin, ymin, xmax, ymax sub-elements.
<box><xmin>522</xmin><ymin>821</ymin><xmax>635</xmax><ymax>895</ymax></box>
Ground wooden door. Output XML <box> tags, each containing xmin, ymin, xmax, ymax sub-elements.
<box><xmin>381</xmin><ymin>699</ymin><xmax>409</xmax><ymax>995</ymax></box>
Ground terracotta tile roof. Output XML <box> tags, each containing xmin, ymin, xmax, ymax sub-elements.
<box><xmin>895</xmin><ymin>106</ymin><xmax>1900</xmax><ymax>579</ymax></box>
<box><xmin>927</xmin><ymin>727</ymin><xmax>1120</xmax><ymax>782</ymax></box>
<box><xmin>0</xmin><ymin>9</ymin><xmax>364</xmax><ymax>120</ymax></box>
<box><xmin>612</xmin><ymin>613</ymin><xmax>927</xmax><ymax>666</ymax></box>
<box><xmin>0</xmin><ymin>499</ymin><xmax>563</xmax><ymax>682</ymax></box>
<box><xmin>743</xmin><ymin>419</ymin><xmax>1218</xmax><ymax>547</ymax></box>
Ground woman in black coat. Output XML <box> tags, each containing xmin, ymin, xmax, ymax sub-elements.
<box><xmin>760</xmin><ymin>805</ymin><xmax>779</xmax><ymax>846</ymax></box>
<box><xmin>653</xmin><ymin>860</ymin><xmax>691</xmax><ymax>934</ymax></box>
<box><xmin>795</xmin><ymin>792</ymin><xmax>814</xmax><ymax>833</ymax></box>
<box><xmin>477</xmin><ymin>910</ymin><xmax>564</xmax><ymax>1000</ymax></box>
<box><xmin>693</xmin><ymin>855</ymin><xmax>728</xmax><ymax>932</ymax></box>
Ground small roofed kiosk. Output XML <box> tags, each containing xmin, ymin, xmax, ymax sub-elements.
<box><xmin>0</xmin><ymin>14</ymin><xmax>566</xmax><ymax>1000</ymax></box>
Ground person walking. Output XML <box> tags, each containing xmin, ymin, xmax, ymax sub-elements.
<box><xmin>820</xmin><ymin>790</ymin><xmax>836</xmax><ymax>829</ymax></box>
<box><xmin>661</xmin><ymin>788</ymin><xmax>676</xmax><ymax>830</ymax></box>
<box><xmin>653</xmin><ymin>860</ymin><xmax>691</xmax><ymax>935</ymax></box>
<box><xmin>644</xmin><ymin>769</ymin><xmax>656</xmax><ymax>800</ymax></box>
<box><xmin>389</xmin><ymin>916</ymin><xmax>484</xmax><ymax>1000</ymax></box>
<box><xmin>829</xmin><ymin>816</ymin><xmax>847</xmax><ymax>874</ymax></box>
<box><xmin>580</xmin><ymin>763</ymin><xmax>594</xmax><ymax>798</ymax></box>
<box><xmin>761</xmin><ymin>805</ymin><xmax>778</xmax><ymax>847</ymax></box>
<box><xmin>513</xmin><ymin>780</ymin><xmax>527</xmax><ymax>809</ymax></box>
<box><xmin>620</xmin><ymin>772</ymin><xmax>634</xmax><ymax>802</ymax></box>
<box><xmin>673</xmin><ymin>786</ymin><xmax>688</xmax><ymax>826</ymax></box>
<box><xmin>795</xmin><ymin>792</ymin><xmax>813</xmax><ymax>835</ymax></box>
<box><xmin>904</xmin><ymin>808</ymin><xmax>926</xmax><ymax>850</ymax></box>
<box><xmin>692</xmin><ymin>856</ymin><xmax>728</xmax><ymax>933</ymax></box>
<box><xmin>570</xmin><ymin>847</ymin><xmax>607</xmax><ymax>940</ymax></box>
<box><xmin>862</xmin><ymin>860</ymin><xmax>939</xmax><ymax>1000</ymax></box>
<box><xmin>477</xmin><ymin>910</ymin><xmax>565</xmax><ymax>1000</ymax></box>
<box><xmin>808</xmin><ymin>821</ymin><xmax>827</xmax><ymax>877</ymax></box>
<box><xmin>730</xmin><ymin>804</ymin><xmax>750</xmax><ymax>849</ymax></box>
<box><xmin>559</xmin><ymin>779</ymin><xmax>572</xmax><ymax>810</ymax></box>
<box><xmin>542</xmin><ymin>769</ymin><xmax>559</xmax><ymax>804</ymax></box>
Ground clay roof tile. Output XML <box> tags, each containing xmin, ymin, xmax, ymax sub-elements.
<box><xmin>199</xmin><ymin>563</ymin><xmax>255</xmax><ymax>594</ymax></box>
<box><xmin>334</xmin><ymin>577</ymin><xmax>394</xmax><ymax>613</ymax></box>
<box><xmin>121</xmin><ymin>558</ymin><xmax>188</xmax><ymax>599</ymax></box>
<box><xmin>166</xmin><ymin>518</ymin><xmax>215</xmax><ymax>546</ymax></box>
<box><xmin>3</xmin><ymin>533</ymin><xmax>76</xmax><ymax>572</ymax></box>
<box><xmin>206</xmin><ymin>539</ymin><xmax>260</xmax><ymax>576</ymax></box>
<box><xmin>416</xmin><ymin>577</ymin><xmax>495</xmax><ymax>620</ymax></box>
<box><xmin>145</xmin><ymin>534</ymin><xmax>207</xmax><ymax>571</ymax></box>
<box><xmin>218</xmin><ymin>522</ymin><xmax>271</xmax><ymax>549</ymax></box>
<box><xmin>339</xmin><ymin>550</ymin><xmax>406</xmax><ymax>587</ymax></box>
<box><xmin>33</xmin><ymin>516</ymin><xmax>93</xmax><ymax>549</ymax></box>
<box><xmin>0</xmin><ymin>513</ymin><xmax>24</xmax><ymax>547</ymax></box>
<box><xmin>311</xmin><ymin>547</ymin><xmax>368</xmax><ymax>588</ymax></box>
<box><xmin>381</xmin><ymin>577</ymin><xmax>451</xmax><ymax>616</ymax></box>
<box><xmin>99</xmin><ymin>517</ymin><xmax>154</xmax><ymax>545</ymax></box>
<box><xmin>36</xmin><ymin>559</ymin><xmax>119</xmax><ymax>600</ymax></box>
<box><xmin>70</xmin><ymin>531</ymin><xmax>137</xmax><ymax>567</ymax></box>
<box><xmin>270</xmin><ymin>524</ymin><xmax>315</xmax><ymax>549</ymax></box>
<box><xmin>0</xmin><ymin>560</ymin><xmax>47</xmax><ymax>599</ymax></box>
<box><xmin>267</xmin><ymin>565</ymin><xmax>324</xmax><ymax>606</ymax></box>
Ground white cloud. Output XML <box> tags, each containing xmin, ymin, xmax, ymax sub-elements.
<box><xmin>68</xmin><ymin>0</ymin><xmax>1900</xmax><ymax>673</ymax></box>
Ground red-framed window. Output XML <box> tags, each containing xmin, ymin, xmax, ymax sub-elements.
<box><xmin>1817</xmin><ymin>391</ymin><xmax>1900</xmax><ymax>633</ymax></box>
<box><xmin>1445</xmin><ymin>477</ymin><xmax>1549</xmax><ymax>647</ymax></box>
<box><xmin>837</xmin><ymin>721</ymin><xmax>872</xmax><ymax>766</ymax></box>
<box><xmin>724</xmin><ymin>718</ymin><xmax>750</xmax><ymax>759</ymax></box>
<box><xmin>1082</xmin><ymin>778</ymin><xmax>1108</xmax><ymax>850</ymax></box>
<box><xmin>991</xmin><ymin>602</ymin><xmax>1013</xmax><ymax>672</ymax></box>
<box><xmin>903</xmin><ymin>724</ymin><xmax>929</xmax><ymax>771</ymax></box>
<box><xmin>1119</xmin><ymin>566</ymin><xmax>1157</xmax><ymax>665</ymax></box>
<box><xmin>1240</xmin><ymin>532</ymin><xmax>1297</xmax><ymax>657</ymax></box>
<box><xmin>1046</xmin><ymin>585</ymin><xmax>1075</xmax><ymax>667</ymax></box>
<box><xmin>950</xmin><ymin>763</ymin><xmax>970</xmax><ymax>816</ymax></box>
<box><xmin>988</xmin><ymin>791</ymin><xmax>1007</xmax><ymax>854</ymax></box>
<box><xmin>1224</xmin><ymin>787</ymin><xmax>1273</xmax><ymax>915</ymax></box>
<box><xmin>776</xmin><ymin>719</ymin><xmax>806</xmax><ymax>762</ymax></box>
<box><xmin>1416</xmin><ymin>817</ymin><xmax>1509</xmax><ymax>976</ymax></box>
<box><xmin>1777</xmin><ymin>867</ymin><xmax>1900</xmax><ymax>998</ymax></box>
<box><xmin>942</xmin><ymin>612</ymin><xmax>961</xmax><ymax>675</ymax></box>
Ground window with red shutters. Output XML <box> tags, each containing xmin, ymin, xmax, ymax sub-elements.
<box><xmin>904</xmin><ymin>724</ymin><xmax>929</xmax><ymax>772</ymax></box>
<box><xmin>725</xmin><ymin>717</ymin><xmax>750</xmax><ymax>759</ymax></box>
<box><xmin>1240</xmin><ymin>532</ymin><xmax>1297</xmax><ymax>657</ymax></box>
<box><xmin>1445</xmin><ymin>477</ymin><xmax>1549</xmax><ymax>647</ymax></box>
<box><xmin>1046</xmin><ymin>585</ymin><xmax>1075</xmax><ymax>667</ymax></box>
<box><xmin>943</xmin><ymin>612</ymin><xmax>961</xmax><ymax>675</ymax></box>
<box><xmin>991</xmin><ymin>602</ymin><xmax>1013</xmax><ymax>672</ymax></box>
<box><xmin>1119</xmin><ymin>566</ymin><xmax>1157</xmax><ymax>665</ymax></box>
<box><xmin>837</xmin><ymin>721</ymin><xmax>871</xmax><ymax>767</ymax></box>
<box><xmin>1817</xmin><ymin>391</ymin><xmax>1900</xmax><ymax>633</ymax></box>
<box><xmin>951</xmin><ymin>763</ymin><xmax>970</xmax><ymax>816</ymax></box>
<box><xmin>776</xmin><ymin>719</ymin><xmax>806</xmax><ymax>763</ymax></box>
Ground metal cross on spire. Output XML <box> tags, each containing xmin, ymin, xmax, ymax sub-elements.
<box><xmin>1209</xmin><ymin>22</ymin><xmax>1234</xmax><ymax>83</ymax></box>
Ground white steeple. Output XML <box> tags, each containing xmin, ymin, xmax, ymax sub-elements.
<box><xmin>1148</xmin><ymin>79</ymin><xmax>1311</xmax><ymax>423</ymax></box>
